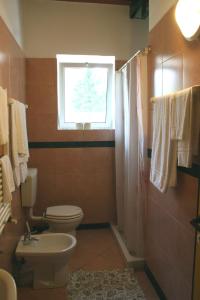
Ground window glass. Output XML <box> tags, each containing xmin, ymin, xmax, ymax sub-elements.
<box><xmin>64</xmin><ymin>67</ymin><xmax>108</xmax><ymax>123</ymax></box>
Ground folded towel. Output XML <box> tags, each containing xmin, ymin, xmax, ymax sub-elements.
<box><xmin>170</xmin><ymin>87</ymin><xmax>193</xmax><ymax>167</ymax></box>
<box><xmin>150</xmin><ymin>96</ymin><xmax>177</xmax><ymax>193</ymax></box>
<box><xmin>10</xmin><ymin>99</ymin><xmax>29</xmax><ymax>186</ymax></box>
<box><xmin>0</xmin><ymin>155</ymin><xmax>15</xmax><ymax>202</ymax></box>
<box><xmin>0</xmin><ymin>87</ymin><xmax>9</xmax><ymax>145</ymax></box>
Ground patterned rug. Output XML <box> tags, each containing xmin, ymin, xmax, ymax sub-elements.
<box><xmin>67</xmin><ymin>268</ymin><xmax>146</xmax><ymax>300</ymax></box>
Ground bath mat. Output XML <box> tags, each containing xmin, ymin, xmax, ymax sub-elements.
<box><xmin>68</xmin><ymin>268</ymin><xmax>146</xmax><ymax>300</ymax></box>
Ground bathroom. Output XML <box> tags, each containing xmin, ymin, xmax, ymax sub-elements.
<box><xmin>0</xmin><ymin>0</ymin><xmax>200</xmax><ymax>299</ymax></box>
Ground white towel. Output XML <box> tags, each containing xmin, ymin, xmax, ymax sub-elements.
<box><xmin>150</xmin><ymin>96</ymin><xmax>177</xmax><ymax>193</ymax></box>
<box><xmin>15</xmin><ymin>102</ymin><xmax>29</xmax><ymax>157</ymax></box>
<box><xmin>0</xmin><ymin>87</ymin><xmax>9</xmax><ymax>145</ymax></box>
<box><xmin>10</xmin><ymin>99</ymin><xmax>29</xmax><ymax>186</ymax></box>
<box><xmin>0</xmin><ymin>155</ymin><xmax>15</xmax><ymax>202</ymax></box>
<box><xmin>171</xmin><ymin>87</ymin><xmax>200</xmax><ymax>167</ymax></box>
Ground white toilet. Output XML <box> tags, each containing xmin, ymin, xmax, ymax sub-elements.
<box><xmin>21</xmin><ymin>168</ymin><xmax>84</xmax><ymax>235</ymax></box>
<box><xmin>16</xmin><ymin>233</ymin><xmax>76</xmax><ymax>289</ymax></box>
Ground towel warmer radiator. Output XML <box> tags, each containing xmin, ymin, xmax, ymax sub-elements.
<box><xmin>0</xmin><ymin>164</ymin><xmax>11</xmax><ymax>234</ymax></box>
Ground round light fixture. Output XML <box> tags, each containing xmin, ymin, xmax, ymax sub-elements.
<box><xmin>175</xmin><ymin>0</ymin><xmax>200</xmax><ymax>41</ymax></box>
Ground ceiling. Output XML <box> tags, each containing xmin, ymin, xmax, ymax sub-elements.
<box><xmin>53</xmin><ymin>0</ymin><xmax>149</xmax><ymax>19</ymax></box>
<box><xmin>54</xmin><ymin>0</ymin><xmax>130</xmax><ymax>5</ymax></box>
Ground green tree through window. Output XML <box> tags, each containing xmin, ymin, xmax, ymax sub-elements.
<box><xmin>71</xmin><ymin>67</ymin><xmax>107</xmax><ymax>113</ymax></box>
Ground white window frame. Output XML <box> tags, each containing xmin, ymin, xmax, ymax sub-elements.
<box><xmin>57</xmin><ymin>55</ymin><xmax>115</xmax><ymax>130</ymax></box>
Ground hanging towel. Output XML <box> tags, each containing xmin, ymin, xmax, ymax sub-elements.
<box><xmin>0</xmin><ymin>87</ymin><xmax>9</xmax><ymax>145</ymax></box>
<box><xmin>171</xmin><ymin>86</ymin><xmax>200</xmax><ymax>167</ymax></box>
<box><xmin>10</xmin><ymin>99</ymin><xmax>29</xmax><ymax>186</ymax></box>
<box><xmin>15</xmin><ymin>102</ymin><xmax>29</xmax><ymax>157</ymax></box>
<box><xmin>0</xmin><ymin>155</ymin><xmax>15</xmax><ymax>202</ymax></box>
<box><xmin>150</xmin><ymin>96</ymin><xmax>177</xmax><ymax>193</ymax></box>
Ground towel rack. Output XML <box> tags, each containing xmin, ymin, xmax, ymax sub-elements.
<box><xmin>151</xmin><ymin>85</ymin><xmax>200</xmax><ymax>103</ymax></box>
<box><xmin>0</xmin><ymin>163</ymin><xmax>12</xmax><ymax>235</ymax></box>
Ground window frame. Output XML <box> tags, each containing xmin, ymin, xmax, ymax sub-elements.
<box><xmin>57</xmin><ymin>55</ymin><xmax>115</xmax><ymax>130</ymax></box>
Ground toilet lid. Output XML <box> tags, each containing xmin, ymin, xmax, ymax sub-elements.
<box><xmin>45</xmin><ymin>205</ymin><xmax>83</xmax><ymax>219</ymax></box>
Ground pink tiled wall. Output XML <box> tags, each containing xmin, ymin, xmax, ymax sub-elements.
<box><xmin>0</xmin><ymin>17</ymin><xmax>26</xmax><ymax>272</ymax></box>
<box><xmin>147</xmin><ymin>6</ymin><xmax>200</xmax><ymax>299</ymax></box>
<box><xmin>26</xmin><ymin>58</ymin><xmax>117</xmax><ymax>224</ymax></box>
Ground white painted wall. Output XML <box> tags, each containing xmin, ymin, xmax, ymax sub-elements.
<box><xmin>0</xmin><ymin>0</ymin><xmax>23</xmax><ymax>47</ymax></box>
<box><xmin>22</xmin><ymin>0</ymin><xmax>148</xmax><ymax>59</ymax></box>
<box><xmin>149</xmin><ymin>0</ymin><xmax>177</xmax><ymax>31</ymax></box>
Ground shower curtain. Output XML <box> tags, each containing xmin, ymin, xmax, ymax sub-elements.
<box><xmin>115</xmin><ymin>54</ymin><xmax>148</xmax><ymax>257</ymax></box>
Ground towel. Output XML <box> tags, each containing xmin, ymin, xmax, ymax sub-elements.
<box><xmin>0</xmin><ymin>87</ymin><xmax>8</xmax><ymax>145</ymax></box>
<box><xmin>15</xmin><ymin>101</ymin><xmax>29</xmax><ymax>157</ymax></box>
<box><xmin>10</xmin><ymin>99</ymin><xmax>29</xmax><ymax>186</ymax></box>
<box><xmin>171</xmin><ymin>87</ymin><xmax>200</xmax><ymax>167</ymax></box>
<box><xmin>150</xmin><ymin>96</ymin><xmax>177</xmax><ymax>193</ymax></box>
<box><xmin>0</xmin><ymin>155</ymin><xmax>15</xmax><ymax>202</ymax></box>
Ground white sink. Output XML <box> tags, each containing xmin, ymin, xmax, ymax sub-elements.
<box><xmin>0</xmin><ymin>269</ymin><xmax>17</xmax><ymax>300</ymax></box>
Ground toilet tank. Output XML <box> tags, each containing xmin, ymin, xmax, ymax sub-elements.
<box><xmin>21</xmin><ymin>168</ymin><xmax>38</xmax><ymax>207</ymax></box>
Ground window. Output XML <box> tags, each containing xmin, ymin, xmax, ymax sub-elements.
<box><xmin>57</xmin><ymin>55</ymin><xmax>115</xmax><ymax>130</ymax></box>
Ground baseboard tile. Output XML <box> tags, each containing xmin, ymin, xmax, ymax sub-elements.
<box><xmin>77</xmin><ymin>223</ymin><xmax>110</xmax><ymax>230</ymax></box>
<box><xmin>144</xmin><ymin>264</ymin><xmax>167</xmax><ymax>300</ymax></box>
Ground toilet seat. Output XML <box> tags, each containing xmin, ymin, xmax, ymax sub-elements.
<box><xmin>45</xmin><ymin>205</ymin><xmax>83</xmax><ymax>221</ymax></box>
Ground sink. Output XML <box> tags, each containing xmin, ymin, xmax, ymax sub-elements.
<box><xmin>0</xmin><ymin>269</ymin><xmax>17</xmax><ymax>300</ymax></box>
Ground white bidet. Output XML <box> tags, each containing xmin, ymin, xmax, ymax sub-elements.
<box><xmin>16</xmin><ymin>233</ymin><xmax>76</xmax><ymax>289</ymax></box>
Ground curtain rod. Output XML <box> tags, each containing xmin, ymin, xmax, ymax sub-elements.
<box><xmin>118</xmin><ymin>46</ymin><xmax>151</xmax><ymax>72</ymax></box>
<box><xmin>151</xmin><ymin>85</ymin><xmax>200</xmax><ymax>102</ymax></box>
<box><xmin>9</xmin><ymin>100</ymin><xmax>28</xmax><ymax>109</ymax></box>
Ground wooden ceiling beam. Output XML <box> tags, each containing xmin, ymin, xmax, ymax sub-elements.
<box><xmin>54</xmin><ymin>0</ymin><xmax>130</xmax><ymax>5</ymax></box>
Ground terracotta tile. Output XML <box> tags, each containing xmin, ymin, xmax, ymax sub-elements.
<box><xmin>147</xmin><ymin>196</ymin><xmax>195</xmax><ymax>284</ymax></box>
<box><xmin>55</xmin><ymin>172</ymin><xmax>83</xmax><ymax>205</ymax></box>
<box><xmin>148</xmin><ymin>172</ymin><xmax>198</xmax><ymax>231</ymax></box>
<box><xmin>29</xmin><ymin>149</ymin><xmax>57</xmax><ymax>173</ymax></box>
<box><xmin>18</xmin><ymin>287</ymin><xmax>67</xmax><ymax>300</ymax></box>
<box><xmin>162</xmin><ymin>54</ymin><xmax>183</xmax><ymax>95</ymax></box>
<box><xmin>148</xmin><ymin>19</ymin><xmax>164</xmax><ymax>63</ymax></box>
<box><xmin>135</xmin><ymin>271</ymin><xmax>159</xmax><ymax>300</ymax></box>
<box><xmin>161</xmin><ymin>6</ymin><xmax>186</xmax><ymax>62</ymax></box>
<box><xmin>0</xmin><ymin>16</ymin><xmax>26</xmax><ymax>272</ymax></box>
<box><xmin>27</xmin><ymin>112</ymin><xmax>57</xmax><ymax>141</ymax></box>
<box><xmin>183</xmin><ymin>39</ymin><xmax>200</xmax><ymax>88</ymax></box>
<box><xmin>146</xmin><ymin>237</ymin><xmax>192</xmax><ymax>300</ymax></box>
<box><xmin>55</xmin><ymin>148</ymin><xmax>82</xmax><ymax>174</ymax></box>
<box><xmin>26</xmin><ymin>84</ymin><xmax>57</xmax><ymax>114</ymax></box>
<box><xmin>69</xmin><ymin>229</ymin><xmax>126</xmax><ymax>272</ymax></box>
<box><xmin>26</xmin><ymin>58</ymin><xmax>57</xmax><ymax>86</ymax></box>
<box><xmin>82</xmin><ymin>129</ymin><xmax>115</xmax><ymax>141</ymax></box>
<box><xmin>147</xmin><ymin>4</ymin><xmax>199</xmax><ymax>300</ymax></box>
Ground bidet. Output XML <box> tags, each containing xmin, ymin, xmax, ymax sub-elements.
<box><xmin>16</xmin><ymin>233</ymin><xmax>76</xmax><ymax>288</ymax></box>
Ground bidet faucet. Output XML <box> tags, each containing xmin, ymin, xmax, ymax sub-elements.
<box><xmin>23</xmin><ymin>221</ymin><xmax>38</xmax><ymax>244</ymax></box>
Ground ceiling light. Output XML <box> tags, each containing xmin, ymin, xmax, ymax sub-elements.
<box><xmin>175</xmin><ymin>0</ymin><xmax>200</xmax><ymax>41</ymax></box>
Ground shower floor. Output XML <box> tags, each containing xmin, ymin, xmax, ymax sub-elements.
<box><xmin>17</xmin><ymin>228</ymin><xmax>158</xmax><ymax>300</ymax></box>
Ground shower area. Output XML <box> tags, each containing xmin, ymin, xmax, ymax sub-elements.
<box><xmin>113</xmin><ymin>48</ymin><xmax>149</xmax><ymax>264</ymax></box>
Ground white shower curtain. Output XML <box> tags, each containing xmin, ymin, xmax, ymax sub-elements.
<box><xmin>115</xmin><ymin>54</ymin><xmax>148</xmax><ymax>257</ymax></box>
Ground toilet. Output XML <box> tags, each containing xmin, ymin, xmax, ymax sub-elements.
<box><xmin>21</xmin><ymin>168</ymin><xmax>84</xmax><ymax>235</ymax></box>
<box><xmin>16</xmin><ymin>233</ymin><xmax>76</xmax><ymax>289</ymax></box>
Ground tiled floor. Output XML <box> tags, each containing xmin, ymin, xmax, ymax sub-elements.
<box><xmin>18</xmin><ymin>228</ymin><xmax>159</xmax><ymax>300</ymax></box>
